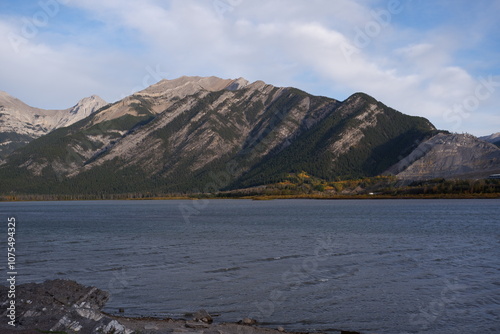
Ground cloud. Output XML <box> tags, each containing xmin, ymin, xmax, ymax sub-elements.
<box><xmin>0</xmin><ymin>9</ymin><xmax>163</xmax><ymax>108</ymax></box>
<box><xmin>0</xmin><ymin>0</ymin><xmax>498</xmax><ymax>135</ymax></box>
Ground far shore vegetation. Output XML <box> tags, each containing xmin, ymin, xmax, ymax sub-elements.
<box><xmin>1</xmin><ymin>173</ymin><xmax>499</xmax><ymax>201</ymax></box>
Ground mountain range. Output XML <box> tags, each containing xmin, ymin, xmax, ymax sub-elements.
<box><xmin>0</xmin><ymin>76</ymin><xmax>499</xmax><ymax>195</ymax></box>
<box><xmin>0</xmin><ymin>91</ymin><xmax>107</xmax><ymax>160</ymax></box>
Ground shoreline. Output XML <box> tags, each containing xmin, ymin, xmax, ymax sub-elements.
<box><xmin>0</xmin><ymin>279</ymin><xmax>360</xmax><ymax>334</ymax></box>
<box><xmin>1</xmin><ymin>192</ymin><xmax>500</xmax><ymax>202</ymax></box>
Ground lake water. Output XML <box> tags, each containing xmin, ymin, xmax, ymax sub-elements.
<box><xmin>1</xmin><ymin>199</ymin><xmax>499</xmax><ymax>333</ymax></box>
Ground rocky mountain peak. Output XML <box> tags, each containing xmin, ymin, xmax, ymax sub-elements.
<box><xmin>225</xmin><ymin>77</ymin><xmax>250</xmax><ymax>91</ymax></box>
<box><xmin>0</xmin><ymin>90</ymin><xmax>11</xmax><ymax>101</ymax></box>
<box><xmin>0</xmin><ymin>92</ymin><xmax>107</xmax><ymax>159</ymax></box>
<box><xmin>480</xmin><ymin>132</ymin><xmax>500</xmax><ymax>143</ymax></box>
<box><xmin>0</xmin><ymin>90</ymin><xmax>15</xmax><ymax>100</ymax></box>
<box><xmin>90</xmin><ymin>76</ymin><xmax>253</xmax><ymax>122</ymax></box>
<box><xmin>69</xmin><ymin>95</ymin><xmax>108</xmax><ymax>116</ymax></box>
<box><xmin>0</xmin><ymin>90</ymin><xmax>37</xmax><ymax>114</ymax></box>
<box><xmin>138</xmin><ymin>76</ymin><xmax>249</xmax><ymax>98</ymax></box>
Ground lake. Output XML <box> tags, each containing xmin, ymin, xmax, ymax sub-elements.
<box><xmin>1</xmin><ymin>199</ymin><xmax>499</xmax><ymax>333</ymax></box>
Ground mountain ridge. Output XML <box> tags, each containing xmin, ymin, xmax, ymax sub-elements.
<box><xmin>480</xmin><ymin>132</ymin><xmax>500</xmax><ymax>147</ymax></box>
<box><xmin>0</xmin><ymin>76</ymin><xmax>498</xmax><ymax>195</ymax></box>
<box><xmin>386</xmin><ymin>133</ymin><xmax>500</xmax><ymax>180</ymax></box>
<box><xmin>0</xmin><ymin>76</ymin><xmax>437</xmax><ymax>194</ymax></box>
<box><xmin>0</xmin><ymin>91</ymin><xmax>107</xmax><ymax>160</ymax></box>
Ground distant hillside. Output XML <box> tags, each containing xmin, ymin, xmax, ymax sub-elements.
<box><xmin>0</xmin><ymin>92</ymin><xmax>107</xmax><ymax>160</ymax></box>
<box><xmin>480</xmin><ymin>132</ymin><xmax>500</xmax><ymax>147</ymax></box>
<box><xmin>386</xmin><ymin>133</ymin><xmax>500</xmax><ymax>180</ymax></box>
<box><xmin>0</xmin><ymin>76</ymin><xmax>438</xmax><ymax>195</ymax></box>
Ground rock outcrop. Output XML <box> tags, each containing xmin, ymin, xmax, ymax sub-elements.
<box><xmin>0</xmin><ymin>279</ymin><xmax>354</xmax><ymax>334</ymax></box>
<box><xmin>1</xmin><ymin>279</ymin><xmax>110</xmax><ymax>333</ymax></box>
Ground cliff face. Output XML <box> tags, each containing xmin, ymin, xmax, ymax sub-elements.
<box><xmin>386</xmin><ymin>133</ymin><xmax>500</xmax><ymax>180</ymax></box>
<box><xmin>0</xmin><ymin>76</ymin><xmax>466</xmax><ymax>194</ymax></box>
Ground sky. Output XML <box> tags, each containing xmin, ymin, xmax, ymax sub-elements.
<box><xmin>0</xmin><ymin>0</ymin><xmax>499</xmax><ymax>136</ymax></box>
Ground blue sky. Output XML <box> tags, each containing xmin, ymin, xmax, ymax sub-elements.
<box><xmin>0</xmin><ymin>0</ymin><xmax>499</xmax><ymax>135</ymax></box>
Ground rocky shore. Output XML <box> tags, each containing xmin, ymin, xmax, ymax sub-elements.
<box><xmin>1</xmin><ymin>280</ymin><xmax>361</xmax><ymax>334</ymax></box>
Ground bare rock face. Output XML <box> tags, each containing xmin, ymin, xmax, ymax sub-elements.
<box><xmin>0</xmin><ymin>91</ymin><xmax>107</xmax><ymax>159</ymax></box>
<box><xmin>387</xmin><ymin>133</ymin><xmax>500</xmax><ymax>180</ymax></box>
<box><xmin>0</xmin><ymin>92</ymin><xmax>107</xmax><ymax>137</ymax></box>
<box><xmin>68</xmin><ymin>95</ymin><xmax>108</xmax><ymax>117</ymax></box>
<box><xmin>0</xmin><ymin>279</ymin><xmax>111</xmax><ymax>333</ymax></box>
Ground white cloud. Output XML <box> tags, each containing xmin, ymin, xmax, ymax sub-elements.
<box><xmin>0</xmin><ymin>12</ymin><xmax>166</xmax><ymax>108</ymax></box>
<box><xmin>0</xmin><ymin>0</ymin><xmax>498</xmax><ymax>135</ymax></box>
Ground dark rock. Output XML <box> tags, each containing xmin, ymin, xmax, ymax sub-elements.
<box><xmin>0</xmin><ymin>279</ymin><xmax>112</xmax><ymax>333</ymax></box>
<box><xmin>341</xmin><ymin>330</ymin><xmax>361</xmax><ymax>334</ymax></box>
<box><xmin>239</xmin><ymin>317</ymin><xmax>258</xmax><ymax>325</ymax></box>
<box><xmin>193</xmin><ymin>309</ymin><xmax>213</xmax><ymax>323</ymax></box>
